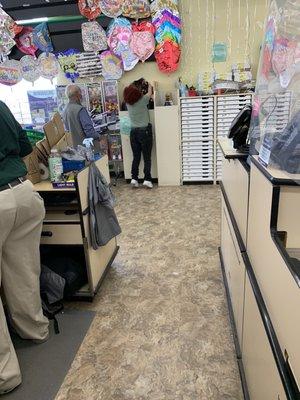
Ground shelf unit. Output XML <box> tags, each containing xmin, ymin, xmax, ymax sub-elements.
<box><xmin>216</xmin><ymin>94</ymin><xmax>253</xmax><ymax>181</ymax></box>
<box><xmin>179</xmin><ymin>93</ymin><xmax>253</xmax><ymax>184</ymax></box>
<box><xmin>180</xmin><ymin>96</ymin><xmax>215</xmax><ymax>182</ymax></box>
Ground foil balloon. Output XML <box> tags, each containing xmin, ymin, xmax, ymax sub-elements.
<box><xmin>33</xmin><ymin>22</ymin><xmax>53</xmax><ymax>53</ymax></box>
<box><xmin>120</xmin><ymin>47</ymin><xmax>139</xmax><ymax>71</ymax></box>
<box><xmin>100</xmin><ymin>50</ymin><xmax>123</xmax><ymax>80</ymax></box>
<box><xmin>20</xmin><ymin>55</ymin><xmax>40</xmax><ymax>82</ymax></box>
<box><xmin>0</xmin><ymin>7</ymin><xmax>22</xmax><ymax>37</ymax></box>
<box><xmin>99</xmin><ymin>0</ymin><xmax>122</xmax><ymax>18</ymax></box>
<box><xmin>130</xmin><ymin>31</ymin><xmax>155</xmax><ymax>62</ymax></box>
<box><xmin>122</xmin><ymin>0</ymin><xmax>150</xmax><ymax>19</ymax></box>
<box><xmin>106</xmin><ymin>17</ymin><xmax>131</xmax><ymax>37</ymax></box>
<box><xmin>38</xmin><ymin>52</ymin><xmax>60</xmax><ymax>81</ymax></box>
<box><xmin>78</xmin><ymin>0</ymin><xmax>101</xmax><ymax>20</ymax></box>
<box><xmin>15</xmin><ymin>27</ymin><xmax>38</xmax><ymax>57</ymax></box>
<box><xmin>56</xmin><ymin>48</ymin><xmax>80</xmax><ymax>81</ymax></box>
<box><xmin>0</xmin><ymin>60</ymin><xmax>21</xmax><ymax>86</ymax></box>
<box><xmin>108</xmin><ymin>25</ymin><xmax>132</xmax><ymax>57</ymax></box>
<box><xmin>0</xmin><ymin>30</ymin><xmax>15</xmax><ymax>59</ymax></box>
<box><xmin>81</xmin><ymin>21</ymin><xmax>107</xmax><ymax>52</ymax></box>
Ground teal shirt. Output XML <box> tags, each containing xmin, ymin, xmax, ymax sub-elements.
<box><xmin>127</xmin><ymin>95</ymin><xmax>150</xmax><ymax>128</ymax></box>
<box><xmin>0</xmin><ymin>101</ymin><xmax>32</xmax><ymax>186</ymax></box>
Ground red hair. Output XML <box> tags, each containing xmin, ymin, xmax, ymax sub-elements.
<box><xmin>123</xmin><ymin>85</ymin><xmax>142</xmax><ymax>105</ymax></box>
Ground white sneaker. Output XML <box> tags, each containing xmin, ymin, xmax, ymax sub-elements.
<box><xmin>143</xmin><ymin>180</ymin><xmax>153</xmax><ymax>189</ymax></box>
<box><xmin>131</xmin><ymin>179</ymin><xmax>139</xmax><ymax>188</ymax></box>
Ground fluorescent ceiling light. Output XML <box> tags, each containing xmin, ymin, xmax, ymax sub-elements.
<box><xmin>16</xmin><ymin>17</ymin><xmax>48</xmax><ymax>25</ymax></box>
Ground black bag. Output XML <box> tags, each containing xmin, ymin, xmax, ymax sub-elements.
<box><xmin>40</xmin><ymin>265</ymin><xmax>65</xmax><ymax>334</ymax></box>
<box><xmin>270</xmin><ymin>111</ymin><xmax>300</xmax><ymax>174</ymax></box>
<box><xmin>228</xmin><ymin>105</ymin><xmax>252</xmax><ymax>151</ymax></box>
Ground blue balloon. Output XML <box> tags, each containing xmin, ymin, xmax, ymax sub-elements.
<box><xmin>33</xmin><ymin>22</ymin><xmax>53</xmax><ymax>53</ymax></box>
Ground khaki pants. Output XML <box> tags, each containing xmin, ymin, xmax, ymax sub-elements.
<box><xmin>0</xmin><ymin>180</ymin><xmax>49</xmax><ymax>394</ymax></box>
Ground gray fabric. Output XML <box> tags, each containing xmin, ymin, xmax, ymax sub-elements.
<box><xmin>62</xmin><ymin>102</ymin><xmax>85</xmax><ymax>147</ymax></box>
<box><xmin>88</xmin><ymin>162</ymin><xmax>121</xmax><ymax>249</ymax></box>
<box><xmin>3</xmin><ymin>309</ymin><xmax>95</xmax><ymax>400</ymax></box>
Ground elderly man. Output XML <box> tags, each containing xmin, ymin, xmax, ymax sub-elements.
<box><xmin>63</xmin><ymin>84</ymin><xmax>99</xmax><ymax>147</ymax></box>
<box><xmin>0</xmin><ymin>101</ymin><xmax>49</xmax><ymax>394</ymax></box>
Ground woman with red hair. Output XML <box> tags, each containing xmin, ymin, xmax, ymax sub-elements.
<box><xmin>124</xmin><ymin>80</ymin><xmax>153</xmax><ymax>189</ymax></box>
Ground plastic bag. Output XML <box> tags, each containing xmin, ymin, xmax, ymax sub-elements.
<box><xmin>120</xmin><ymin>115</ymin><xmax>131</xmax><ymax>135</ymax></box>
<box><xmin>33</xmin><ymin>22</ymin><xmax>53</xmax><ymax>53</ymax></box>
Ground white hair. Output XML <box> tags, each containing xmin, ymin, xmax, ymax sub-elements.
<box><xmin>65</xmin><ymin>84</ymin><xmax>81</xmax><ymax>100</ymax></box>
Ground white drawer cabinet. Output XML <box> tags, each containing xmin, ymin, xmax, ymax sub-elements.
<box><xmin>180</xmin><ymin>94</ymin><xmax>253</xmax><ymax>184</ymax></box>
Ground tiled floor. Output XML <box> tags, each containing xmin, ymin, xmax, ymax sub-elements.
<box><xmin>55</xmin><ymin>183</ymin><xmax>243</xmax><ymax>400</ymax></box>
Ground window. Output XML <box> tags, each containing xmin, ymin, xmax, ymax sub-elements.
<box><xmin>0</xmin><ymin>77</ymin><xmax>57</xmax><ymax>127</ymax></box>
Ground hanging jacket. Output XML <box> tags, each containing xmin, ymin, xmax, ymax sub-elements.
<box><xmin>88</xmin><ymin>162</ymin><xmax>121</xmax><ymax>249</ymax></box>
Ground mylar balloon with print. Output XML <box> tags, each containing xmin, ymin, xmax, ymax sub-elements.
<box><xmin>20</xmin><ymin>55</ymin><xmax>40</xmax><ymax>82</ymax></box>
<box><xmin>15</xmin><ymin>27</ymin><xmax>38</xmax><ymax>57</ymax></box>
<box><xmin>56</xmin><ymin>48</ymin><xmax>80</xmax><ymax>81</ymax></box>
<box><xmin>0</xmin><ymin>60</ymin><xmax>22</xmax><ymax>86</ymax></box>
<box><xmin>78</xmin><ymin>0</ymin><xmax>101</xmax><ymax>20</ymax></box>
<box><xmin>33</xmin><ymin>23</ymin><xmax>53</xmax><ymax>53</ymax></box>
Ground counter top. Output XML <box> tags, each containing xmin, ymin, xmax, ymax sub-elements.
<box><xmin>34</xmin><ymin>180</ymin><xmax>76</xmax><ymax>192</ymax></box>
<box><xmin>217</xmin><ymin>138</ymin><xmax>248</xmax><ymax>160</ymax></box>
<box><xmin>251</xmin><ymin>156</ymin><xmax>300</xmax><ymax>186</ymax></box>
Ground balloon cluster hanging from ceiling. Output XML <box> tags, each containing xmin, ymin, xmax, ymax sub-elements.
<box><xmin>0</xmin><ymin>0</ymin><xmax>181</xmax><ymax>86</ymax></box>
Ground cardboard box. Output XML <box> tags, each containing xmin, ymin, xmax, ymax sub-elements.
<box><xmin>23</xmin><ymin>148</ymin><xmax>41</xmax><ymax>184</ymax></box>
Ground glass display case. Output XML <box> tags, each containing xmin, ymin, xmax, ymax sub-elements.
<box><xmin>249</xmin><ymin>0</ymin><xmax>300</xmax><ymax>180</ymax></box>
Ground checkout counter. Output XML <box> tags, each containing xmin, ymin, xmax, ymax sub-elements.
<box><xmin>25</xmin><ymin>113</ymin><xmax>119</xmax><ymax>300</ymax></box>
<box><xmin>218</xmin><ymin>137</ymin><xmax>300</xmax><ymax>400</ymax></box>
<box><xmin>34</xmin><ymin>156</ymin><xmax>119</xmax><ymax>299</ymax></box>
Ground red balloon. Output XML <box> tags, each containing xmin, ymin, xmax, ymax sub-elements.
<box><xmin>15</xmin><ymin>27</ymin><xmax>38</xmax><ymax>57</ymax></box>
<box><xmin>78</xmin><ymin>0</ymin><xmax>101</xmax><ymax>21</ymax></box>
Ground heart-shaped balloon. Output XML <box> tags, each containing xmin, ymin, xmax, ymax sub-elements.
<box><xmin>130</xmin><ymin>31</ymin><xmax>155</xmax><ymax>62</ymax></box>
<box><xmin>0</xmin><ymin>60</ymin><xmax>22</xmax><ymax>86</ymax></box>
<box><xmin>20</xmin><ymin>55</ymin><xmax>40</xmax><ymax>82</ymax></box>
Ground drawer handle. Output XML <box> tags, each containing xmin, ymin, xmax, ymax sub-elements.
<box><xmin>42</xmin><ymin>231</ymin><xmax>53</xmax><ymax>237</ymax></box>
